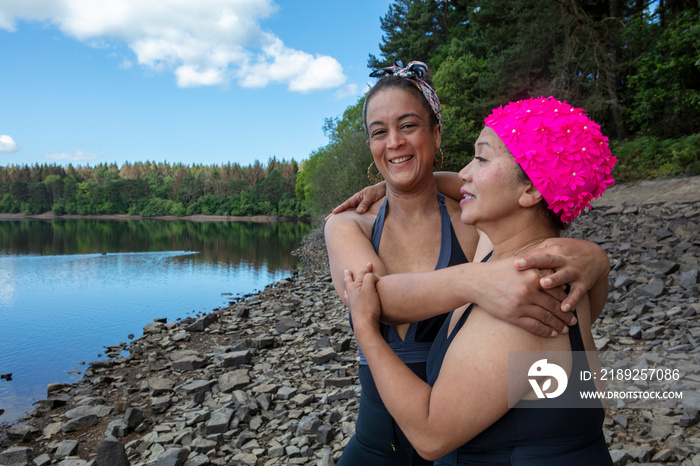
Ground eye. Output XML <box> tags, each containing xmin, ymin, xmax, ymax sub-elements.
<box><xmin>474</xmin><ymin>156</ymin><xmax>486</xmax><ymax>162</ymax></box>
<box><xmin>370</xmin><ymin>129</ymin><xmax>387</xmax><ymax>139</ymax></box>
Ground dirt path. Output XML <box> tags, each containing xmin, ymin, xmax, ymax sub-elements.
<box><xmin>592</xmin><ymin>175</ymin><xmax>700</xmax><ymax>207</ymax></box>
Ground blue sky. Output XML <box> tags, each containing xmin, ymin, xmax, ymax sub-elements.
<box><xmin>0</xmin><ymin>0</ymin><xmax>393</xmax><ymax>168</ymax></box>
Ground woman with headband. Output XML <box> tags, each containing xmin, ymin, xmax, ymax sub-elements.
<box><xmin>344</xmin><ymin>96</ymin><xmax>615</xmax><ymax>464</ymax></box>
<box><xmin>325</xmin><ymin>61</ymin><xmax>611</xmax><ymax>464</ymax></box>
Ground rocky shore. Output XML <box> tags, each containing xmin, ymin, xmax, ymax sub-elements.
<box><xmin>0</xmin><ymin>177</ymin><xmax>699</xmax><ymax>466</ymax></box>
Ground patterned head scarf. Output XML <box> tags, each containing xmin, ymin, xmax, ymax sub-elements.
<box><xmin>485</xmin><ymin>96</ymin><xmax>617</xmax><ymax>223</ymax></box>
<box><xmin>364</xmin><ymin>59</ymin><xmax>442</xmax><ymax>131</ymax></box>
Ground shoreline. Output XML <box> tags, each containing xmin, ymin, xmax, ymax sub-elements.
<box><xmin>0</xmin><ymin>212</ymin><xmax>310</xmax><ymax>223</ymax></box>
<box><xmin>0</xmin><ymin>178</ymin><xmax>699</xmax><ymax>465</ymax></box>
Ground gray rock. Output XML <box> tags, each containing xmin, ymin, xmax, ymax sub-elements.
<box><xmin>311</xmin><ymin>348</ymin><xmax>337</xmax><ymax>364</ymax></box>
<box><xmin>55</xmin><ymin>440</ymin><xmax>79</xmax><ymax>459</ymax></box>
<box><xmin>151</xmin><ymin>395</ymin><xmax>172</xmax><ymax>414</ymax></box>
<box><xmin>215</xmin><ymin>350</ymin><xmax>251</xmax><ymax>368</ymax></box>
<box><xmin>94</xmin><ymin>438</ymin><xmax>129</xmax><ymax>466</ymax></box>
<box><xmin>179</xmin><ymin>379</ymin><xmax>216</xmax><ymax>395</ymax></box>
<box><xmin>148</xmin><ymin>377</ymin><xmax>175</xmax><ymax>395</ymax></box>
<box><xmin>151</xmin><ymin>448</ymin><xmax>189</xmax><ymax>466</ymax></box>
<box><xmin>62</xmin><ymin>414</ymin><xmax>98</xmax><ymax>432</ymax></box>
<box><xmin>0</xmin><ymin>446</ymin><xmax>33</xmax><ymax>465</ymax></box>
<box><xmin>124</xmin><ymin>407</ymin><xmax>144</xmax><ymax>430</ymax></box>
<box><xmin>6</xmin><ymin>424</ymin><xmax>39</xmax><ymax>441</ymax></box>
<box><xmin>205</xmin><ymin>407</ymin><xmax>234</xmax><ymax>434</ymax></box>
<box><xmin>171</xmin><ymin>355</ymin><xmax>206</xmax><ymax>372</ymax></box>
<box><xmin>218</xmin><ymin>369</ymin><xmax>250</xmax><ymax>393</ymax></box>
<box><xmin>637</xmin><ymin>278</ymin><xmax>665</xmax><ymax>298</ymax></box>
<box><xmin>185</xmin><ymin>314</ymin><xmax>217</xmax><ymax>332</ymax></box>
<box><xmin>65</xmin><ymin>404</ymin><xmax>112</xmax><ymax>419</ymax></box>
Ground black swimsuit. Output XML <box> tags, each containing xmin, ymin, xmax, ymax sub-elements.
<box><xmin>426</xmin><ymin>296</ymin><xmax>613</xmax><ymax>465</ymax></box>
<box><xmin>338</xmin><ymin>193</ymin><xmax>468</xmax><ymax>466</ymax></box>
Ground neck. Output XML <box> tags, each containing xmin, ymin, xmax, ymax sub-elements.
<box><xmin>480</xmin><ymin>212</ymin><xmax>558</xmax><ymax>260</ymax></box>
<box><xmin>384</xmin><ymin>180</ymin><xmax>439</xmax><ymax>220</ymax></box>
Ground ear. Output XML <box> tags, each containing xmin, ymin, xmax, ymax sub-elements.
<box><xmin>366</xmin><ymin>139</ymin><xmax>370</xmax><ymax>148</ymax></box>
<box><xmin>518</xmin><ymin>181</ymin><xmax>543</xmax><ymax>208</ymax></box>
<box><xmin>433</xmin><ymin>123</ymin><xmax>442</xmax><ymax>149</ymax></box>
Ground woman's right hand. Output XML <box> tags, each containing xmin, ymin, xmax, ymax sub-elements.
<box><xmin>325</xmin><ymin>181</ymin><xmax>386</xmax><ymax>220</ymax></box>
<box><xmin>344</xmin><ymin>263</ymin><xmax>382</xmax><ymax>335</ymax></box>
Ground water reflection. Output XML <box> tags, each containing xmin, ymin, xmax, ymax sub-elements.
<box><xmin>0</xmin><ymin>219</ymin><xmax>312</xmax><ymax>424</ymax></box>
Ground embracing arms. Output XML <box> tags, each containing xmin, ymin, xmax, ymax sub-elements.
<box><xmin>346</xmin><ymin>266</ymin><xmax>580</xmax><ymax>460</ymax></box>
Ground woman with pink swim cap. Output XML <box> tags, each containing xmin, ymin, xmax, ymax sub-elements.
<box><xmin>344</xmin><ymin>97</ymin><xmax>615</xmax><ymax>464</ymax></box>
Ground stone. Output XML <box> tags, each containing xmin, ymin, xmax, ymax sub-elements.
<box><xmin>215</xmin><ymin>350</ymin><xmax>252</xmax><ymax>368</ymax></box>
<box><xmin>206</xmin><ymin>407</ymin><xmax>234</xmax><ymax>434</ymax></box>
<box><xmin>218</xmin><ymin>369</ymin><xmax>250</xmax><ymax>393</ymax></box>
<box><xmin>54</xmin><ymin>440</ymin><xmax>79</xmax><ymax>459</ymax></box>
<box><xmin>151</xmin><ymin>395</ymin><xmax>172</xmax><ymax>414</ymax></box>
<box><xmin>311</xmin><ymin>348</ymin><xmax>337</xmax><ymax>364</ymax></box>
<box><xmin>124</xmin><ymin>407</ymin><xmax>144</xmax><ymax>430</ymax></box>
<box><xmin>94</xmin><ymin>438</ymin><xmax>129</xmax><ymax>466</ymax></box>
<box><xmin>149</xmin><ymin>377</ymin><xmax>176</xmax><ymax>395</ymax></box>
<box><xmin>185</xmin><ymin>314</ymin><xmax>217</xmax><ymax>332</ymax></box>
<box><xmin>62</xmin><ymin>414</ymin><xmax>98</xmax><ymax>432</ymax></box>
<box><xmin>6</xmin><ymin>424</ymin><xmax>39</xmax><ymax>441</ymax></box>
<box><xmin>0</xmin><ymin>447</ymin><xmax>33</xmax><ymax>465</ymax></box>
<box><xmin>151</xmin><ymin>447</ymin><xmax>189</xmax><ymax>466</ymax></box>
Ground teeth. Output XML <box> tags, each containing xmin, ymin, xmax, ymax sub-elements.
<box><xmin>463</xmin><ymin>194</ymin><xmax>475</xmax><ymax>199</ymax></box>
<box><xmin>390</xmin><ymin>156</ymin><xmax>412</xmax><ymax>164</ymax></box>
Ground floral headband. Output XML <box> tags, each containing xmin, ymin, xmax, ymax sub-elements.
<box><xmin>485</xmin><ymin>96</ymin><xmax>617</xmax><ymax>223</ymax></box>
<box><xmin>365</xmin><ymin>59</ymin><xmax>442</xmax><ymax>131</ymax></box>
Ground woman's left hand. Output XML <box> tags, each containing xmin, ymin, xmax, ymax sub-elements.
<box><xmin>344</xmin><ymin>263</ymin><xmax>382</xmax><ymax>335</ymax></box>
<box><xmin>515</xmin><ymin>237</ymin><xmax>610</xmax><ymax>314</ymax></box>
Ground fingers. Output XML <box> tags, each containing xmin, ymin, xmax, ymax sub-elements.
<box><xmin>560</xmin><ymin>284</ymin><xmax>586</xmax><ymax>313</ymax></box>
<box><xmin>331</xmin><ymin>194</ymin><xmax>361</xmax><ymax>215</ymax></box>
<box><xmin>342</xmin><ymin>269</ymin><xmax>355</xmax><ymax>291</ymax></box>
<box><xmin>514</xmin><ymin>251</ymin><xmax>563</xmax><ymax>271</ymax></box>
<box><xmin>356</xmin><ymin>194</ymin><xmax>373</xmax><ymax>214</ymax></box>
<box><xmin>539</xmin><ymin>268</ymin><xmax>576</xmax><ymax>290</ymax></box>
<box><xmin>518</xmin><ymin>317</ymin><xmax>560</xmax><ymax>339</ymax></box>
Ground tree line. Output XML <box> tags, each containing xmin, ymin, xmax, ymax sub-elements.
<box><xmin>297</xmin><ymin>0</ymin><xmax>699</xmax><ymax>217</ymax></box>
<box><xmin>0</xmin><ymin>158</ymin><xmax>304</xmax><ymax>217</ymax></box>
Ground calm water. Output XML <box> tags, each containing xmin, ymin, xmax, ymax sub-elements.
<box><xmin>0</xmin><ymin>219</ymin><xmax>312</xmax><ymax>424</ymax></box>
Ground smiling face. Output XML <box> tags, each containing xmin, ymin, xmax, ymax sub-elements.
<box><xmin>365</xmin><ymin>87</ymin><xmax>441</xmax><ymax>191</ymax></box>
<box><xmin>458</xmin><ymin>126</ymin><xmax>536</xmax><ymax>232</ymax></box>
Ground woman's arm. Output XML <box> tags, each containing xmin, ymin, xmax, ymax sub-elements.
<box><xmin>326</xmin><ymin>172</ymin><xmax>460</xmax><ymax>219</ymax></box>
<box><xmin>346</xmin><ymin>267</ymin><xmax>575</xmax><ymax>461</ymax></box>
<box><xmin>375</xmin><ymin>257</ymin><xmax>571</xmax><ymax>337</ymax></box>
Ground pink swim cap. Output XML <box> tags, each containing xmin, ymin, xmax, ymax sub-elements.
<box><xmin>485</xmin><ymin>96</ymin><xmax>616</xmax><ymax>223</ymax></box>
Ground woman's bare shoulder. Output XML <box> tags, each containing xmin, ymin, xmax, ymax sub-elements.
<box><xmin>324</xmin><ymin>197</ymin><xmax>384</xmax><ymax>240</ymax></box>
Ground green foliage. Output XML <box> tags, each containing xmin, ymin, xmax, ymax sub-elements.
<box><xmin>611</xmin><ymin>134</ymin><xmax>700</xmax><ymax>181</ymax></box>
<box><xmin>299</xmin><ymin>0</ymin><xmax>699</xmax><ymax>220</ymax></box>
<box><xmin>298</xmin><ymin>131</ymin><xmax>374</xmax><ymax>217</ymax></box>
<box><xmin>0</xmin><ymin>159</ymin><xmax>306</xmax><ymax>218</ymax></box>
<box><xmin>625</xmin><ymin>10</ymin><xmax>700</xmax><ymax>137</ymax></box>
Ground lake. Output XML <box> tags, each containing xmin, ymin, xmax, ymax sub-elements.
<box><xmin>0</xmin><ymin>218</ymin><xmax>312</xmax><ymax>424</ymax></box>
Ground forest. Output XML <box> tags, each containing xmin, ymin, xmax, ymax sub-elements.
<box><xmin>0</xmin><ymin>159</ymin><xmax>301</xmax><ymax>217</ymax></box>
<box><xmin>1</xmin><ymin>0</ymin><xmax>698</xmax><ymax>219</ymax></box>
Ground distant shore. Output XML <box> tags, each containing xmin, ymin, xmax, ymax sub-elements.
<box><xmin>0</xmin><ymin>212</ymin><xmax>311</xmax><ymax>223</ymax></box>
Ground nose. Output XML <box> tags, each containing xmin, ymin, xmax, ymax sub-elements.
<box><xmin>459</xmin><ymin>160</ymin><xmax>473</xmax><ymax>182</ymax></box>
<box><xmin>387</xmin><ymin>128</ymin><xmax>404</xmax><ymax>149</ymax></box>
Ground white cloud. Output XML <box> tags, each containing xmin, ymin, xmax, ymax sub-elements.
<box><xmin>0</xmin><ymin>135</ymin><xmax>19</xmax><ymax>153</ymax></box>
<box><xmin>0</xmin><ymin>0</ymin><xmax>347</xmax><ymax>91</ymax></box>
<box><xmin>335</xmin><ymin>83</ymin><xmax>358</xmax><ymax>99</ymax></box>
<box><xmin>237</xmin><ymin>35</ymin><xmax>345</xmax><ymax>92</ymax></box>
<box><xmin>43</xmin><ymin>150</ymin><xmax>99</xmax><ymax>162</ymax></box>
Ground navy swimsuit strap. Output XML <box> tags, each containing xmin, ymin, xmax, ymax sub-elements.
<box><xmin>371</xmin><ymin>192</ymin><xmax>453</xmax><ymax>270</ymax></box>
